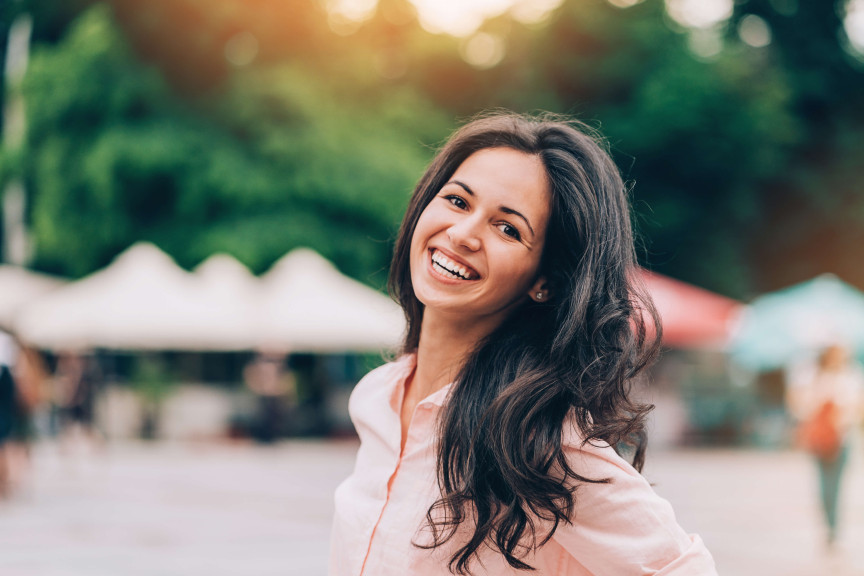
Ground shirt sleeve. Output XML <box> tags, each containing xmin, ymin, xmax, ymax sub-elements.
<box><xmin>552</xmin><ymin>439</ymin><xmax>718</xmax><ymax>576</ymax></box>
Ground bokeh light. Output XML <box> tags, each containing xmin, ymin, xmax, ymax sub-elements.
<box><xmin>327</xmin><ymin>0</ymin><xmax>378</xmax><ymax>22</ymax></box>
<box><xmin>224</xmin><ymin>31</ymin><xmax>259</xmax><ymax>67</ymax></box>
<box><xmin>738</xmin><ymin>14</ymin><xmax>772</xmax><ymax>48</ymax></box>
<box><xmin>846</xmin><ymin>0</ymin><xmax>864</xmax><ymax>55</ymax></box>
<box><xmin>665</xmin><ymin>0</ymin><xmax>733</xmax><ymax>29</ymax></box>
<box><xmin>510</xmin><ymin>0</ymin><xmax>564</xmax><ymax>25</ymax></box>
<box><xmin>326</xmin><ymin>0</ymin><xmax>377</xmax><ymax>35</ymax></box>
<box><xmin>687</xmin><ymin>27</ymin><xmax>724</xmax><ymax>59</ymax></box>
<box><xmin>409</xmin><ymin>0</ymin><xmax>514</xmax><ymax>36</ymax></box>
<box><xmin>606</xmin><ymin>0</ymin><xmax>643</xmax><ymax>8</ymax></box>
<box><xmin>460</xmin><ymin>32</ymin><xmax>506</xmax><ymax>69</ymax></box>
<box><xmin>327</xmin><ymin>0</ymin><xmax>561</xmax><ymax>36</ymax></box>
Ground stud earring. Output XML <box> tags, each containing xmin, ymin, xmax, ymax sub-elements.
<box><xmin>535</xmin><ymin>292</ymin><xmax>544</xmax><ymax>301</ymax></box>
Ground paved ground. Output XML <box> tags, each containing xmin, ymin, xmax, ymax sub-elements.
<box><xmin>2</xmin><ymin>438</ymin><xmax>864</xmax><ymax>575</ymax></box>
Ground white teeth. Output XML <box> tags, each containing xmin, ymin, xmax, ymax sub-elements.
<box><xmin>434</xmin><ymin>263</ymin><xmax>458</xmax><ymax>279</ymax></box>
<box><xmin>431</xmin><ymin>250</ymin><xmax>473</xmax><ymax>280</ymax></box>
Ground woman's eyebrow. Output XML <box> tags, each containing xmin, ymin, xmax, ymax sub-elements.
<box><xmin>499</xmin><ymin>206</ymin><xmax>535</xmax><ymax>237</ymax></box>
<box><xmin>447</xmin><ymin>179</ymin><xmax>535</xmax><ymax>238</ymax></box>
<box><xmin>448</xmin><ymin>180</ymin><xmax>475</xmax><ymax>196</ymax></box>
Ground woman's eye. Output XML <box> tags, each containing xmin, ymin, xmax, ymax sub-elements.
<box><xmin>445</xmin><ymin>195</ymin><xmax>468</xmax><ymax>210</ymax></box>
<box><xmin>498</xmin><ymin>223</ymin><xmax>521</xmax><ymax>240</ymax></box>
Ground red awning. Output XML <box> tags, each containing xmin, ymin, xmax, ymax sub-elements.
<box><xmin>638</xmin><ymin>269</ymin><xmax>743</xmax><ymax>350</ymax></box>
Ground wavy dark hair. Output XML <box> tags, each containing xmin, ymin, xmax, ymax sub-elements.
<box><xmin>387</xmin><ymin>112</ymin><xmax>661</xmax><ymax>574</ymax></box>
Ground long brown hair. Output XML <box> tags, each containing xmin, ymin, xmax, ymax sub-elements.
<box><xmin>388</xmin><ymin>112</ymin><xmax>661</xmax><ymax>573</ymax></box>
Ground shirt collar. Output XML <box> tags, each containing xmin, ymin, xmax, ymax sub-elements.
<box><xmin>387</xmin><ymin>353</ymin><xmax>454</xmax><ymax>414</ymax></box>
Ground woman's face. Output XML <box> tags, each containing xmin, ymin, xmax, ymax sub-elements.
<box><xmin>409</xmin><ymin>147</ymin><xmax>552</xmax><ymax>325</ymax></box>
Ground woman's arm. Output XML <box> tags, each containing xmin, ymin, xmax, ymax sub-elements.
<box><xmin>552</xmin><ymin>438</ymin><xmax>718</xmax><ymax>575</ymax></box>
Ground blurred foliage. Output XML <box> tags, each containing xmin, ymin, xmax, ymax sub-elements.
<box><xmin>726</xmin><ymin>0</ymin><xmax>864</xmax><ymax>291</ymax></box>
<box><xmin>131</xmin><ymin>353</ymin><xmax>172</xmax><ymax>403</ymax></box>
<box><xmin>510</xmin><ymin>0</ymin><xmax>803</xmax><ymax>296</ymax></box>
<box><xmin>14</xmin><ymin>4</ymin><xmax>447</xmax><ymax>285</ymax></box>
<box><xmin>2</xmin><ymin>0</ymin><xmax>864</xmax><ymax>298</ymax></box>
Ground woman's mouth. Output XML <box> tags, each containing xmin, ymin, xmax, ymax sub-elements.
<box><xmin>430</xmin><ymin>249</ymin><xmax>477</xmax><ymax>281</ymax></box>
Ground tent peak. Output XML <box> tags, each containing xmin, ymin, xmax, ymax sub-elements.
<box><xmin>112</xmin><ymin>242</ymin><xmax>184</xmax><ymax>273</ymax></box>
<box><xmin>262</xmin><ymin>247</ymin><xmax>338</xmax><ymax>283</ymax></box>
<box><xmin>194</xmin><ymin>253</ymin><xmax>254</xmax><ymax>279</ymax></box>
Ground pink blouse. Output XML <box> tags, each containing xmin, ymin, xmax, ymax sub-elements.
<box><xmin>329</xmin><ymin>355</ymin><xmax>717</xmax><ymax>575</ymax></box>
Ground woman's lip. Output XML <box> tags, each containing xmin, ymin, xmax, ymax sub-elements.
<box><xmin>429</xmin><ymin>247</ymin><xmax>480</xmax><ymax>279</ymax></box>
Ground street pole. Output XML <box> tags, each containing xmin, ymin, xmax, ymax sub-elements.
<box><xmin>2</xmin><ymin>12</ymin><xmax>33</xmax><ymax>266</ymax></box>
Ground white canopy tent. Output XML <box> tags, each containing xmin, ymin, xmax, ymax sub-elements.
<box><xmin>189</xmin><ymin>253</ymin><xmax>260</xmax><ymax>350</ymax></box>
<box><xmin>15</xmin><ymin>244</ymin><xmax>404</xmax><ymax>353</ymax></box>
<box><xmin>0</xmin><ymin>265</ymin><xmax>65</xmax><ymax>331</ymax></box>
<box><xmin>14</xmin><ymin>243</ymin><xmax>207</xmax><ymax>350</ymax></box>
<box><xmin>257</xmin><ymin>248</ymin><xmax>405</xmax><ymax>353</ymax></box>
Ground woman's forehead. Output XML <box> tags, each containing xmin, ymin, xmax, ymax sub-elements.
<box><xmin>450</xmin><ymin>148</ymin><xmax>551</xmax><ymax>209</ymax></box>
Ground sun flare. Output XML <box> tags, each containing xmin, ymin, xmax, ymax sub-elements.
<box><xmin>327</xmin><ymin>0</ymin><xmax>562</xmax><ymax>36</ymax></box>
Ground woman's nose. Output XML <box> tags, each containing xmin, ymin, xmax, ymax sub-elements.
<box><xmin>447</xmin><ymin>217</ymin><xmax>482</xmax><ymax>251</ymax></box>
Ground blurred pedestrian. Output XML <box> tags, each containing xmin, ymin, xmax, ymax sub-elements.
<box><xmin>0</xmin><ymin>330</ymin><xmax>43</xmax><ymax>499</ymax></box>
<box><xmin>787</xmin><ymin>344</ymin><xmax>864</xmax><ymax>546</ymax></box>
<box><xmin>55</xmin><ymin>352</ymin><xmax>103</xmax><ymax>454</ymax></box>
<box><xmin>330</xmin><ymin>113</ymin><xmax>716</xmax><ymax>574</ymax></box>
<box><xmin>0</xmin><ymin>330</ymin><xmax>19</xmax><ymax>498</ymax></box>
<box><xmin>243</xmin><ymin>353</ymin><xmax>296</xmax><ymax>443</ymax></box>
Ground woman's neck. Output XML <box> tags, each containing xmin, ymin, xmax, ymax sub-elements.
<box><xmin>412</xmin><ymin>310</ymin><xmax>498</xmax><ymax>401</ymax></box>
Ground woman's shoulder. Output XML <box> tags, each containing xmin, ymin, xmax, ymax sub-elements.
<box><xmin>554</xmin><ymin>417</ymin><xmax>718</xmax><ymax>574</ymax></box>
<box><xmin>560</xmin><ymin>414</ymin><xmax>641</xmax><ymax>480</ymax></box>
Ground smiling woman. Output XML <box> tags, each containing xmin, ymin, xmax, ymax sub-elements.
<box><xmin>408</xmin><ymin>148</ymin><xmax>551</xmax><ymax>330</ymax></box>
<box><xmin>329</xmin><ymin>112</ymin><xmax>718</xmax><ymax>575</ymax></box>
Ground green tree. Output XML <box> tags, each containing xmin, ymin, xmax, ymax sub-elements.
<box><xmin>11</xmin><ymin>0</ymin><xmax>864</xmax><ymax>300</ymax></box>
<box><xmin>500</xmin><ymin>0</ymin><xmax>803</xmax><ymax>297</ymax></box>
<box><xmin>17</xmin><ymin>4</ymin><xmax>449</xmax><ymax>285</ymax></box>
<box><xmin>728</xmin><ymin>0</ymin><xmax>864</xmax><ymax>292</ymax></box>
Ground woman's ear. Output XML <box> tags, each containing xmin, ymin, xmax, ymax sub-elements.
<box><xmin>528</xmin><ymin>276</ymin><xmax>552</xmax><ymax>303</ymax></box>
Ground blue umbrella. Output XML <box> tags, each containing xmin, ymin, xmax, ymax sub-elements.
<box><xmin>728</xmin><ymin>275</ymin><xmax>864</xmax><ymax>371</ymax></box>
